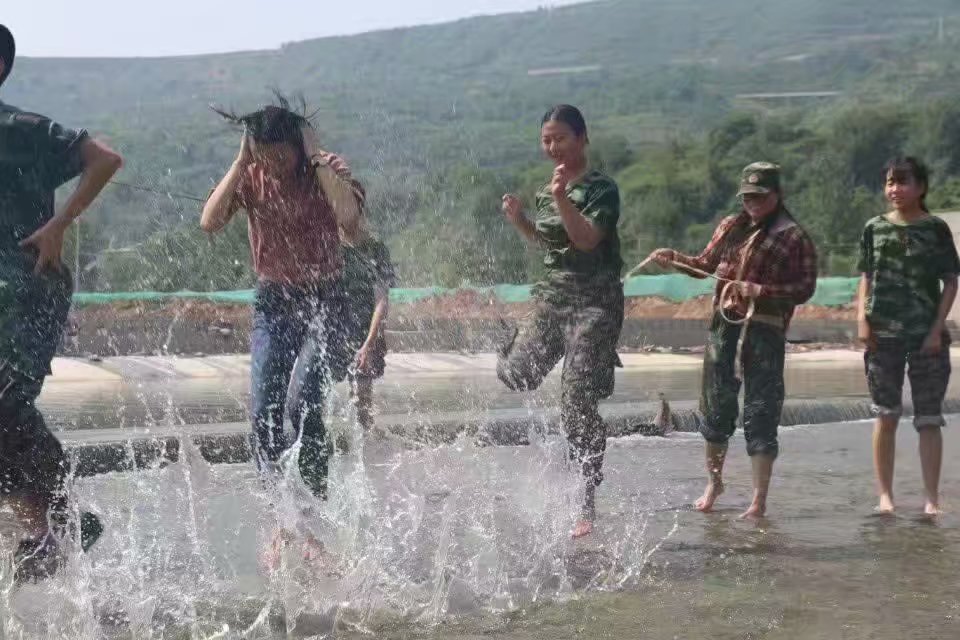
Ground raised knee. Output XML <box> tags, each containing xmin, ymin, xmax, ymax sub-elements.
<box><xmin>497</xmin><ymin>361</ymin><xmax>541</xmax><ymax>392</ymax></box>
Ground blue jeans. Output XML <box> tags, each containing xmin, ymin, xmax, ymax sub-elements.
<box><xmin>250</xmin><ymin>279</ymin><xmax>348</xmax><ymax>498</ymax></box>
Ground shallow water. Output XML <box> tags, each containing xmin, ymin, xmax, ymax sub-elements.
<box><xmin>3</xmin><ymin>417</ymin><xmax>958</xmax><ymax>638</ymax></box>
<box><xmin>36</xmin><ymin>361</ymin><xmax>901</xmax><ymax>431</ymax></box>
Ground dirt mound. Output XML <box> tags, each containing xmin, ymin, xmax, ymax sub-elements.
<box><xmin>73</xmin><ymin>294</ymin><xmax>856</xmax><ymax>327</ymax></box>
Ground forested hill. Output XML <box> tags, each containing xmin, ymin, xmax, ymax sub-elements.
<box><xmin>3</xmin><ymin>0</ymin><xmax>960</xmax><ymax>290</ymax></box>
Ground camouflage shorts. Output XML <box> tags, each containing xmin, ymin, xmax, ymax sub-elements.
<box><xmin>864</xmin><ymin>335</ymin><xmax>951</xmax><ymax>430</ymax></box>
<box><xmin>497</xmin><ymin>284</ymin><xmax>624</xmax><ymax>487</ymax></box>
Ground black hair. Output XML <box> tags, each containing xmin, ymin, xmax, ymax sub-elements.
<box><xmin>211</xmin><ymin>91</ymin><xmax>317</xmax><ymax>178</ymax></box>
<box><xmin>883</xmin><ymin>156</ymin><xmax>930</xmax><ymax>212</ymax></box>
<box><xmin>0</xmin><ymin>25</ymin><xmax>15</xmax><ymax>88</ymax></box>
<box><xmin>542</xmin><ymin>104</ymin><xmax>588</xmax><ymax>139</ymax></box>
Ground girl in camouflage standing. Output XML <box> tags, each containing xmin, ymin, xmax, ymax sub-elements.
<box><xmin>338</xmin><ymin>205</ymin><xmax>395</xmax><ymax>433</ymax></box>
<box><xmin>499</xmin><ymin>105</ymin><xmax>624</xmax><ymax>539</ymax></box>
<box><xmin>858</xmin><ymin>157</ymin><xmax>960</xmax><ymax>516</ymax></box>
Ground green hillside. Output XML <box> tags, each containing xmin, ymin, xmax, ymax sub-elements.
<box><xmin>3</xmin><ymin>0</ymin><xmax>960</xmax><ymax>290</ymax></box>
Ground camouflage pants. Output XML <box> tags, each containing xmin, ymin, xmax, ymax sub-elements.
<box><xmin>699</xmin><ymin>314</ymin><xmax>785</xmax><ymax>458</ymax></box>
<box><xmin>497</xmin><ymin>288</ymin><xmax>624</xmax><ymax>488</ymax></box>
<box><xmin>0</xmin><ymin>362</ymin><xmax>67</xmax><ymax>517</ymax></box>
<box><xmin>0</xmin><ymin>251</ymin><xmax>73</xmax><ymax>380</ymax></box>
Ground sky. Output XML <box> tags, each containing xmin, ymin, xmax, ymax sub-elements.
<box><xmin>5</xmin><ymin>0</ymin><xmax>585</xmax><ymax>58</ymax></box>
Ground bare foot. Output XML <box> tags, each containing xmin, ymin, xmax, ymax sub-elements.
<box><xmin>739</xmin><ymin>501</ymin><xmax>766</xmax><ymax>520</ymax></box>
<box><xmin>301</xmin><ymin>533</ymin><xmax>344</xmax><ymax>577</ymax></box>
<box><xmin>302</xmin><ymin>533</ymin><xmax>327</xmax><ymax>562</ymax></box>
<box><xmin>924</xmin><ymin>501</ymin><xmax>942</xmax><ymax>517</ymax></box>
<box><xmin>261</xmin><ymin>528</ymin><xmax>291</xmax><ymax>572</ymax></box>
<box><xmin>875</xmin><ymin>494</ymin><xmax>895</xmax><ymax>515</ymax></box>
<box><xmin>571</xmin><ymin>519</ymin><xmax>594</xmax><ymax>539</ymax></box>
<box><xmin>694</xmin><ymin>482</ymin><xmax>724</xmax><ymax>512</ymax></box>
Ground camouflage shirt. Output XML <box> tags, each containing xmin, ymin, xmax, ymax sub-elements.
<box><xmin>0</xmin><ymin>101</ymin><xmax>86</xmax><ymax>378</ymax></box>
<box><xmin>534</xmin><ymin>169</ymin><xmax>622</xmax><ymax>281</ymax></box>
<box><xmin>857</xmin><ymin>214</ymin><xmax>960</xmax><ymax>343</ymax></box>
<box><xmin>341</xmin><ymin>237</ymin><xmax>395</xmax><ymax>343</ymax></box>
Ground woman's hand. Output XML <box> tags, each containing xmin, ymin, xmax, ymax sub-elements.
<box><xmin>320</xmin><ymin>152</ymin><xmax>351</xmax><ymax>178</ymax></box>
<box><xmin>858</xmin><ymin>318</ymin><xmax>878</xmax><ymax>352</ymax></box>
<box><xmin>738</xmin><ymin>281</ymin><xmax>763</xmax><ymax>298</ymax></box>
<box><xmin>19</xmin><ymin>214</ymin><xmax>70</xmax><ymax>274</ymax></box>
<box><xmin>550</xmin><ymin>164</ymin><xmax>571</xmax><ymax>201</ymax></box>
<box><xmin>501</xmin><ymin>194</ymin><xmax>525</xmax><ymax>225</ymax></box>
<box><xmin>235</xmin><ymin>131</ymin><xmax>252</xmax><ymax>167</ymax></box>
<box><xmin>921</xmin><ymin>329</ymin><xmax>943</xmax><ymax>355</ymax></box>
<box><xmin>650</xmin><ymin>248</ymin><xmax>676</xmax><ymax>268</ymax></box>
<box><xmin>355</xmin><ymin>343</ymin><xmax>372</xmax><ymax>375</ymax></box>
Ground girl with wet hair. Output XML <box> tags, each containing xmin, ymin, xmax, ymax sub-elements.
<box><xmin>858</xmin><ymin>156</ymin><xmax>960</xmax><ymax>516</ymax></box>
<box><xmin>498</xmin><ymin>105</ymin><xmax>625</xmax><ymax>539</ymax></box>
<box><xmin>201</xmin><ymin>94</ymin><xmax>365</xmax><ymax>504</ymax></box>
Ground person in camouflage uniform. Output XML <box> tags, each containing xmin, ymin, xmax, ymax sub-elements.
<box><xmin>337</xmin><ymin>205</ymin><xmax>396</xmax><ymax>434</ymax></box>
<box><xmin>0</xmin><ymin>25</ymin><xmax>122</xmax><ymax>579</ymax></box>
<box><xmin>651</xmin><ymin>162</ymin><xmax>817</xmax><ymax>520</ymax></box>
<box><xmin>858</xmin><ymin>157</ymin><xmax>960</xmax><ymax>517</ymax></box>
<box><xmin>499</xmin><ymin>105</ymin><xmax>624</xmax><ymax>539</ymax></box>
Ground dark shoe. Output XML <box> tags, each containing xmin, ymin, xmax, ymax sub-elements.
<box><xmin>14</xmin><ymin>511</ymin><xmax>104</xmax><ymax>583</ymax></box>
<box><xmin>298</xmin><ymin>437</ymin><xmax>330</xmax><ymax>500</ymax></box>
<box><xmin>13</xmin><ymin>536</ymin><xmax>62</xmax><ymax>583</ymax></box>
<box><xmin>496</xmin><ymin>318</ymin><xmax>518</xmax><ymax>359</ymax></box>
<box><xmin>80</xmin><ymin>512</ymin><xmax>104</xmax><ymax>552</ymax></box>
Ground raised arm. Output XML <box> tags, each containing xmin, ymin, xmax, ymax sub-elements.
<box><xmin>201</xmin><ymin>133</ymin><xmax>250</xmax><ymax>233</ymax></box>
<box><xmin>19</xmin><ymin>135</ymin><xmax>123</xmax><ymax>274</ymax></box>
<box><xmin>651</xmin><ymin>216</ymin><xmax>736</xmax><ymax>278</ymax></box>
<box><xmin>501</xmin><ymin>194</ymin><xmax>540</xmax><ymax>244</ymax></box>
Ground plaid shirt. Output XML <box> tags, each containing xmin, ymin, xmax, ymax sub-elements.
<box><xmin>678</xmin><ymin>210</ymin><xmax>818</xmax><ymax>326</ymax></box>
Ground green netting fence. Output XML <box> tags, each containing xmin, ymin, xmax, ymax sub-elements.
<box><xmin>72</xmin><ymin>275</ymin><xmax>859</xmax><ymax>307</ymax></box>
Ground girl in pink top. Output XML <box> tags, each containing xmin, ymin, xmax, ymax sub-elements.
<box><xmin>202</xmin><ymin>97</ymin><xmax>364</xmax><ymax>504</ymax></box>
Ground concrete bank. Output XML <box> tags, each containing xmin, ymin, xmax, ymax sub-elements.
<box><xmin>44</xmin><ymin>349</ymin><xmax>866</xmax><ymax>384</ymax></box>
<box><xmin>61</xmin><ymin>396</ymin><xmax>958</xmax><ymax>478</ymax></box>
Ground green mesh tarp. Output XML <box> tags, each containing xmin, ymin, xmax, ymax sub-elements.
<box><xmin>74</xmin><ymin>290</ymin><xmax>257</xmax><ymax>305</ymax></box>
<box><xmin>621</xmin><ymin>274</ymin><xmax>860</xmax><ymax>307</ymax></box>
<box><xmin>805</xmin><ymin>277</ymin><xmax>860</xmax><ymax>307</ymax></box>
<box><xmin>73</xmin><ymin>276</ymin><xmax>860</xmax><ymax>307</ymax></box>
<box><xmin>386</xmin><ymin>284</ymin><xmax>538</xmax><ymax>305</ymax></box>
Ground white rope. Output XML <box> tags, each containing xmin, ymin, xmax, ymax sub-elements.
<box><xmin>625</xmin><ymin>236</ymin><xmax>766</xmax><ymax>382</ymax></box>
<box><xmin>623</xmin><ymin>256</ymin><xmax>754</xmax><ymax>327</ymax></box>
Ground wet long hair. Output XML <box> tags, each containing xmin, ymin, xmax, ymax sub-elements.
<box><xmin>883</xmin><ymin>156</ymin><xmax>930</xmax><ymax>212</ymax></box>
<box><xmin>211</xmin><ymin>91</ymin><xmax>317</xmax><ymax>183</ymax></box>
<box><xmin>0</xmin><ymin>25</ymin><xmax>15</xmax><ymax>88</ymax></box>
<box><xmin>542</xmin><ymin>104</ymin><xmax>589</xmax><ymax>142</ymax></box>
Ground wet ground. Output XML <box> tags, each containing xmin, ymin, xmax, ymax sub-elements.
<box><xmin>4</xmin><ymin>417</ymin><xmax>959</xmax><ymax>639</ymax></box>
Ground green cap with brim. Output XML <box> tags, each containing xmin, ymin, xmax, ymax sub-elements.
<box><xmin>737</xmin><ymin>161</ymin><xmax>781</xmax><ymax>196</ymax></box>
